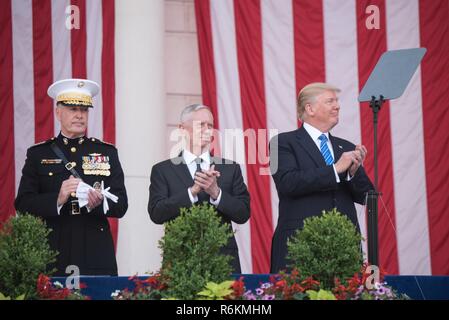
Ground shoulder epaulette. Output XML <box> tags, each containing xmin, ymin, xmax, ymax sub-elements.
<box><xmin>30</xmin><ymin>137</ymin><xmax>56</xmax><ymax>148</ymax></box>
<box><xmin>89</xmin><ymin>137</ymin><xmax>117</xmax><ymax>148</ymax></box>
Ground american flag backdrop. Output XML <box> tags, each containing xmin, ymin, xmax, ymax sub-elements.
<box><xmin>1</xmin><ymin>0</ymin><xmax>449</xmax><ymax>276</ymax></box>
<box><xmin>194</xmin><ymin>0</ymin><xmax>449</xmax><ymax>275</ymax></box>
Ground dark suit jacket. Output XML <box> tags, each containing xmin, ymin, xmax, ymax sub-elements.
<box><xmin>148</xmin><ymin>155</ymin><xmax>250</xmax><ymax>273</ymax></box>
<box><xmin>15</xmin><ymin>133</ymin><xmax>128</xmax><ymax>276</ymax></box>
<box><xmin>270</xmin><ymin>126</ymin><xmax>374</xmax><ymax>273</ymax></box>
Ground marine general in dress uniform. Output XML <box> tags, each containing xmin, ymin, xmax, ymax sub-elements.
<box><xmin>15</xmin><ymin>79</ymin><xmax>128</xmax><ymax>276</ymax></box>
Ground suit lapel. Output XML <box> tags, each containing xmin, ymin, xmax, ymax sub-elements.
<box><xmin>172</xmin><ymin>156</ymin><xmax>194</xmax><ymax>188</ymax></box>
<box><xmin>296</xmin><ymin>126</ymin><xmax>327</xmax><ymax>166</ymax></box>
<box><xmin>210</xmin><ymin>156</ymin><xmax>223</xmax><ymax>186</ymax></box>
<box><xmin>329</xmin><ymin>133</ymin><xmax>344</xmax><ymax>162</ymax></box>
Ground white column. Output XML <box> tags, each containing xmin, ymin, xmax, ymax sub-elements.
<box><xmin>115</xmin><ymin>0</ymin><xmax>166</xmax><ymax>275</ymax></box>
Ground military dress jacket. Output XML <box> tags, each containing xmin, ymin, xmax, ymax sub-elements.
<box><xmin>15</xmin><ymin>133</ymin><xmax>128</xmax><ymax>276</ymax></box>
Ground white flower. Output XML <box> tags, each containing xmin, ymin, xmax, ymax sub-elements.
<box><xmin>53</xmin><ymin>281</ymin><xmax>63</xmax><ymax>288</ymax></box>
<box><xmin>261</xmin><ymin>283</ymin><xmax>273</xmax><ymax>289</ymax></box>
<box><xmin>111</xmin><ymin>290</ymin><xmax>121</xmax><ymax>298</ymax></box>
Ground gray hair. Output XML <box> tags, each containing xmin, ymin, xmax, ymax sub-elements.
<box><xmin>180</xmin><ymin>104</ymin><xmax>212</xmax><ymax>123</ymax></box>
<box><xmin>297</xmin><ymin>82</ymin><xmax>341</xmax><ymax>120</ymax></box>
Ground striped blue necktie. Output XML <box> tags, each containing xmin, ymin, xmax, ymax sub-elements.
<box><xmin>318</xmin><ymin>134</ymin><xmax>334</xmax><ymax>165</ymax></box>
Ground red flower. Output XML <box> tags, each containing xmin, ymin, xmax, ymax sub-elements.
<box><xmin>275</xmin><ymin>279</ymin><xmax>286</xmax><ymax>288</ymax></box>
<box><xmin>36</xmin><ymin>273</ymin><xmax>87</xmax><ymax>300</ymax></box>
<box><xmin>301</xmin><ymin>277</ymin><xmax>320</xmax><ymax>290</ymax></box>
<box><xmin>290</xmin><ymin>283</ymin><xmax>305</xmax><ymax>294</ymax></box>
<box><xmin>269</xmin><ymin>274</ymin><xmax>279</xmax><ymax>284</ymax></box>
<box><xmin>36</xmin><ymin>274</ymin><xmax>51</xmax><ymax>297</ymax></box>
<box><xmin>231</xmin><ymin>277</ymin><xmax>245</xmax><ymax>298</ymax></box>
<box><xmin>290</xmin><ymin>269</ymin><xmax>300</xmax><ymax>279</ymax></box>
<box><xmin>332</xmin><ymin>276</ymin><xmax>362</xmax><ymax>300</ymax></box>
<box><xmin>143</xmin><ymin>273</ymin><xmax>168</xmax><ymax>291</ymax></box>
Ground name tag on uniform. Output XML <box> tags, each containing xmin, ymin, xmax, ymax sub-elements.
<box><xmin>41</xmin><ymin>159</ymin><xmax>62</xmax><ymax>165</ymax></box>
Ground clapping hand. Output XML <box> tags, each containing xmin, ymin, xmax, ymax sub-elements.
<box><xmin>348</xmin><ymin>144</ymin><xmax>367</xmax><ymax>176</ymax></box>
<box><xmin>194</xmin><ymin>165</ymin><xmax>221</xmax><ymax>199</ymax></box>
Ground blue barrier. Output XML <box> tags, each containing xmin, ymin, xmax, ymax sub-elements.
<box><xmin>52</xmin><ymin>275</ymin><xmax>449</xmax><ymax>300</ymax></box>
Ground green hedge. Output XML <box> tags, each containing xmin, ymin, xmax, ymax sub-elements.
<box><xmin>287</xmin><ymin>208</ymin><xmax>363</xmax><ymax>289</ymax></box>
<box><xmin>159</xmin><ymin>203</ymin><xmax>233</xmax><ymax>299</ymax></box>
<box><xmin>0</xmin><ymin>213</ymin><xmax>57</xmax><ymax>299</ymax></box>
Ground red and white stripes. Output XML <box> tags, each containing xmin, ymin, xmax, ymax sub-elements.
<box><xmin>11</xmin><ymin>0</ymin><xmax>33</xmax><ymax>191</ymax></box>
<box><xmin>234</xmin><ymin>0</ymin><xmax>273</xmax><ymax>274</ymax></box>
<box><xmin>32</xmin><ymin>0</ymin><xmax>54</xmax><ymax>143</ymax></box>
<box><xmin>209</xmin><ymin>0</ymin><xmax>253</xmax><ymax>273</ymax></box>
<box><xmin>0</xmin><ymin>0</ymin><xmax>15</xmax><ymax>228</ymax></box>
<box><xmin>418</xmin><ymin>0</ymin><xmax>449</xmax><ymax>275</ymax></box>
<box><xmin>356</xmin><ymin>0</ymin><xmax>400</xmax><ymax>275</ymax></box>
<box><xmin>387</xmin><ymin>0</ymin><xmax>430</xmax><ymax>275</ymax></box>
<box><xmin>100</xmin><ymin>0</ymin><xmax>115</xmax><ymax>144</ymax></box>
<box><xmin>293</xmin><ymin>0</ymin><xmax>326</xmax><ymax>93</ymax></box>
<box><xmin>195</xmin><ymin>0</ymin><xmax>449</xmax><ymax>275</ymax></box>
<box><xmin>1</xmin><ymin>0</ymin><xmax>448</xmax><ymax>276</ymax></box>
<box><xmin>260</xmin><ymin>0</ymin><xmax>297</xmax><ymax>240</ymax></box>
<box><xmin>51</xmin><ymin>0</ymin><xmax>71</xmax><ymax>135</ymax></box>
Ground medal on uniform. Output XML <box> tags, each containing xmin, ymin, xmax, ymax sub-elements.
<box><xmin>82</xmin><ymin>154</ymin><xmax>111</xmax><ymax>176</ymax></box>
<box><xmin>93</xmin><ymin>181</ymin><xmax>101</xmax><ymax>191</ymax></box>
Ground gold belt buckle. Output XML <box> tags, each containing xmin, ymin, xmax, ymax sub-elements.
<box><xmin>71</xmin><ymin>200</ymin><xmax>80</xmax><ymax>215</ymax></box>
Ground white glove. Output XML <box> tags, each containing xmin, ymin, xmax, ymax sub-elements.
<box><xmin>76</xmin><ymin>181</ymin><xmax>118</xmax><ymax>214</ymax></box>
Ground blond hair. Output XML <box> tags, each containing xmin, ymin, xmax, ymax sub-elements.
<box><xmin>297</xmin><ymin>83</ymin><xmax>341</xmax><ymax>120</ymax></box>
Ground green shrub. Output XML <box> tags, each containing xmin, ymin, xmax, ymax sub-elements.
<box><xmin>287</xmin><ymin>208</ymin><xmax>363</xmax><ymax>289</ymax></box>
<box><xmin>159</xmin><ymin>203</ymin><xmax>233</xmax><ymax>299</ymax></box>
<box><xmin>0</xmin><ymin>213</ymin><xmax>57</xmax><ymax>299</ymax></box>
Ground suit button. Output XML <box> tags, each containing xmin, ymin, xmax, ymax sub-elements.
<box><xmin>48</xmin><ymin>172</ymin><xmax>53</xmax><ymax>176</ymax></box>
<box><xmin>70</xmin><ymin>147</ymin><xmax>77</xmax><ymax>153</ymax></box>
<box><xmin>100</xmin><ymin>228</ymin><xmax>104</xmax><ymax>232</ymax></box>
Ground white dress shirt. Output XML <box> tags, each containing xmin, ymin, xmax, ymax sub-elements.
<box><xmin>183</xmin><ymin>149</ymin><xmax>222</xmax><ymax>206</ymax></box>
<box><xmin>303</xmin><ymin>122</ymin><xmax>347</xmax><ymax>183</ymax></box>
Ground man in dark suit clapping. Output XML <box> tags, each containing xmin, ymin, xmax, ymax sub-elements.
<box><xmin>148</xmin><ymin>104</ymin><xmax>250</xmax><ymax>273</ymax></box>
<box><xmin>270</xmin><ymin>83</ymin><xmax>374</xmax><ymax>273</ymax></box>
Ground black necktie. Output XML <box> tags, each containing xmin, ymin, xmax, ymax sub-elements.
<box><xmin>194</xmin><ymin>157</ymin><xmax>208</xmax><ymax>204</ymax></box>
<box><xmin>195</xmin><ymin>157</ymin><xmax>202</xmax><ymax>176</ymax></box>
